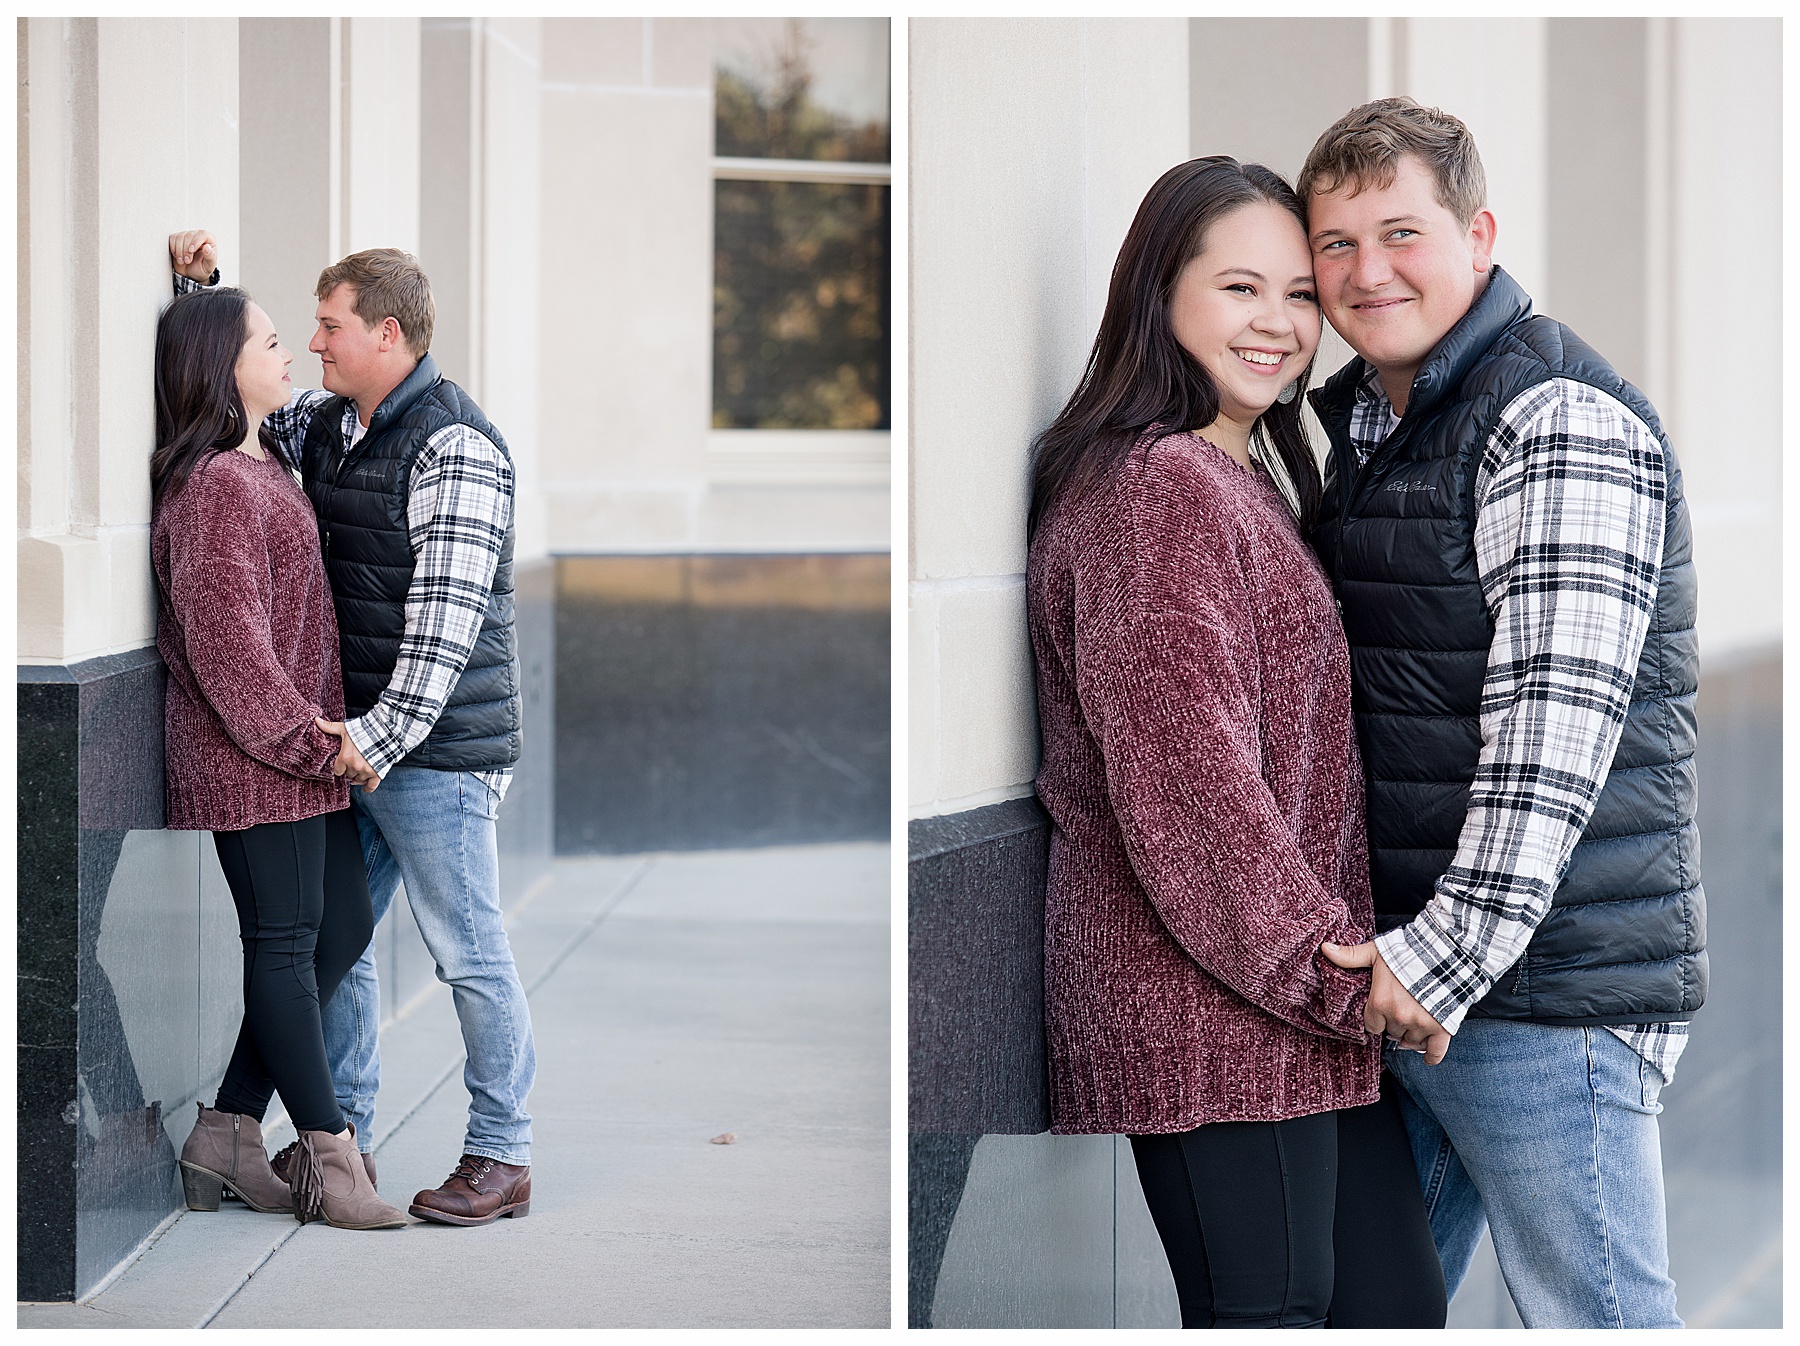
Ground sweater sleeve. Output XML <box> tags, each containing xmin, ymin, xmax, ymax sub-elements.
<box><xmin>164</xmin><ymin>460</ymin><xmax>342</xmax><ymax>780</ymax></box>
<box><xmin>1073</xmin><ymin>467</ymin><xmax>1371</xmax><ymax>1043</ymax></box>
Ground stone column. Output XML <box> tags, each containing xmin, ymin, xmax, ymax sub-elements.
<box><xmin>538</xmin><ymin>18</ymin><xmax>714</xmax><ymax>550</ymax></box>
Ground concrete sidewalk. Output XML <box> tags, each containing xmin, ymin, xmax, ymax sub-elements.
<box><xmin>20</xmin><ymin>844</ymin><xmax>891</xmax><ymax>1330</ymax></box>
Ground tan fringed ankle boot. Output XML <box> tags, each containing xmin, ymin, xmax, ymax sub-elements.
<box><xmin>179</xmin><ymin>1103</ymin><xmax>294</xmax><ymax>1214</ymax></box>
<box><xmin>289</xmin><ymin>1123</ymin><xmax>408</xmax><ymax>1229</ymax></box>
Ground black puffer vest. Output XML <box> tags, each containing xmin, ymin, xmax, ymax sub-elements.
<box><xmin>1310</xmin><ymin>267</ymin><xmax>1705</xmax><ymax>1025</ymax></box>
<box><xmin>300</xmin><ymin>354</ymin><xmax>521</xmax><ymax>771</ymax></box>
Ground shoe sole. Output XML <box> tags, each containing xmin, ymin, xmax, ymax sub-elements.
<box><xmin>407</xmin><ymin>1199</ymin><xmax>530</xmax><ymax>1227</ymax></box>
<box><xmin>180</xmin><ymin>1161</ymin><xmax>294</xmax><ymax>1216</ymax></box>
<box><xmin>292</xmin><ymin>1208</ymin><xmax>409</xmax><ymax>1230</ymax></box>
<box><xmin>315</xmin><ymin>1216</ymin><xmax>409</xmax><ymax>1230</ymax></box>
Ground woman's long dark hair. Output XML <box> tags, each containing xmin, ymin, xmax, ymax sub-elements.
<box><xmin>1028</xmin><ymin>156</ymin><xmax>1323</xmax><ymax>537</ymax></box>
<box><xmin>151</xmin><ymin>286</ymin><xmax>286</xmax><ymax>507</ymax></box>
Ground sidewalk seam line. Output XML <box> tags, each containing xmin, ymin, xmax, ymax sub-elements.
<box><xmin>523</xmin><ymin>857</ymin><xmax>655</xmax><ymax>998</ymax></box>
<box><xmin>194</xmin><ymin>1224</ymin><xmax>304</xmax><ymax>1329</ymax></box>
<box><xmin>370</xmin><ymin>857</ymin><xmax>654</xmax><ymax>1157</ymax></box>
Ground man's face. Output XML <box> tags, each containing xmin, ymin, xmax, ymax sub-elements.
<box><xmin>1307</xmin><ymin>155</ymin><xmax>1496</xmax><ymax>401</ymax></box>
<box><xmin>309</xmin><ymin>284</ymin><xmax>390</xmax><ymax>403</ymax></box>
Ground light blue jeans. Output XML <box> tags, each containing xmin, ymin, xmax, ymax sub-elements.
<box><xmin>1386</xmin><ymin>1019</ymin><xmax>1679</xmax><ymax>1328</ymax></box>
<box><xmin>321</xmin><ymin>766</ymin><xmax>535</xmax><ymax>1166</ymax></box>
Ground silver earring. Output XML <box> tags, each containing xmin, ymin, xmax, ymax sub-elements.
<box><xmin>1276</xmin><ymin>380</ymin><xmax>1299</xmax><ymax>406</ymax></box>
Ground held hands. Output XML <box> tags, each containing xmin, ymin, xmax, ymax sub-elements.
<box><xmin>1320</xmin><ymin>940</ymin><xmax>1452</xmax><ymax>1065</ymax></box>
<box><xmin>316</xmin><ymin>718</ymin><xmax>381</xmax><ymax>792</ymax></box>
<box><xmin>169</xmin><ymin>229</ymin><xmax>218</xmax><ymax>283</ymax></box>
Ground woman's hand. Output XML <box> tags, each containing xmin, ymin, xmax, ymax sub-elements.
<box><xmin>1320</xmin><ymin>940</ymin><xmax>1451</xmax><ymax>1064</ymax></box>
<box><xmin>169</xmin><ymin>229</ymin><xmax>218</xmax><ymax>283</ymax></box>
<box><xmin>316</xmin><ymin>717</ymin><xmax>381</xmax><ymax>792</ymax></box>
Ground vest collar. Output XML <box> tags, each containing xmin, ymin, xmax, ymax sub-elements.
<box><xmin>1401</xmin><ymin>265</ymin><xmax>1533</xmax><ymax>421</ymax></box>
<box><xmin>1308</xmin><ymin>265</ymin><xmax>1534</xmax><ymax>433</ymax></box>
<box><xmin>360</xmin><ymin>352</ymin><xmax>442</xmax><ymax>437</ymax></box>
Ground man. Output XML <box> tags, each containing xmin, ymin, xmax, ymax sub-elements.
<box><xmin>1293</xmin><ymin>102</ymin><xmax>1703</xmax><ymax>1327</ymax></box>
<box><xmin>170</xmin><ymin>231</ymin><xmax>537</xmax><ymax>1227</ymax></box>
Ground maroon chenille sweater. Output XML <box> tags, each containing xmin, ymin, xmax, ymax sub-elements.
<box><xmin>1027</xmin><ymin>431</ymin><xmax>1380</xmax><ymax>1134</ymax></box>
<box><xmin>152</xmin><ymin>448</ymin><xmax>349</xmax><ymax>831</ymax></box>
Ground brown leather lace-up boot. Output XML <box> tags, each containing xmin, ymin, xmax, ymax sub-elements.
<box><xmin>409</xmin><ymin>1154</ymin><xmax>531</xmax><ymax>1226</ymax></box>
<box><xmin>289</xmin><ymin>1123</ymin><xmax>409</xmax><ymax>1229</ymax></box>
<box><xmin>273</xmin><ymin>1138</ymin><xmax>376</xmax><ymax>1189</ymax></box>
<box><xmin>179</xmin><ymin>1103</ymin><xmax>294</xmax><ymax>1214</ymax></box>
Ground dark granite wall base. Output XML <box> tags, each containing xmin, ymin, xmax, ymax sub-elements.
<box><xmin>908</xmin><ymin>648</ymin><xmax>1782</xmax><ymax>1328</ymax></box>
<box><xmin>19</xmin><ymin>651</ymin><xmax>194</xmax><ymax>1302</ymax></box>
<box><xmin>18</xmin><ymin>670</ymin><xmax>84</xmax><ymax>1302</ymax></box>
<box><xmin>906</xmin><ymin>796</ymin><xmax>1055</xmax><ymax>1328</ymax></box>
<box><xmin>908</xmin><ymin>796</ymin><xmax>1050</xmax><ymax>1135</ymax></box>
<box><xmin>907</xmin><ymin>1133</ymin><xmax>980</xmax><ymax>1327</ymax></box>
<box><xmin>554</xmin><ymin>554</ymin><xmax>889</xmax><ymax>854</ymax></box>
<box><xmin>77</xmin><ymin>829</ymin><xmax>220</xmax><ymax>1299</ymax></box>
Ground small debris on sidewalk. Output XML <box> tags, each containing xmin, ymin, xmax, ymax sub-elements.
<box><xmin>710</xmin><ymin>1132</ymin><xmax>737</xmax><ymax>1145</ymax></box>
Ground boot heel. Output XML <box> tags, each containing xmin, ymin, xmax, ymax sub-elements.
<box><xmin>181</xmin><ymin>1164</ymin><xmax>224</xmax><ymax>1212</ymax></box>
<box><xmin>506</xmin><ymin>1201</ymin><xmax>530</xmax><ymax>1218</ymax></box>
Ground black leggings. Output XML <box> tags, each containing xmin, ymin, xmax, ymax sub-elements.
<box><xmin>211</xmin><ymin>808</ymin><xmax>374</xmax><ymax>1134</ymax></box>
<box><xmin>1131</xmin><ymin>1075</ymin><xmax>1446</xmax><ymax>1329</ymax></box>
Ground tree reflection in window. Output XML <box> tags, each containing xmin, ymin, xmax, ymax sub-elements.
<box><xmin>715</xmin><ymin>26</ymin><xmax>889</xmax><ymax>163</ymax></box>
<box><xmin>713</xmin><ymin>21</ymin><xmax>890</xmax><ymax>430</ymax></box>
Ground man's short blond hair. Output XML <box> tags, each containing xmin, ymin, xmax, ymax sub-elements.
<box><xmin>1298</xmin><ymin>97</ymin><xmax>1487</xmax><ymax>227</ymax></box>
<box><xmin>314</xmin><ymin>248</ymin><xmax>435</xmax><ymax>358</ymax></box>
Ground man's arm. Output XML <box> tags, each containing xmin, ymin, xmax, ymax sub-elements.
<box><xmin>342</xmin><ymin>424</ymin><xmax>513</xmax><ymax>776</ymax></box>
<box><xmin>1369</xmin><ymin>378</ymin><xmax>1668</xmax><ymax>1036</ymax></box>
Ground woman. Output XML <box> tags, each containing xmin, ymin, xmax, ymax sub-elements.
<box><xmin>1025</xmin><ymin>157</ymin><xmax>1445</xmax><ymax>1328</ymax></box>
<box><xmin>152</xmin><ymin>268</ymin><xmax>407</xmax><ymax>1231</ymax></box>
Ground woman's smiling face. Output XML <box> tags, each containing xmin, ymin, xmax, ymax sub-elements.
<box><xmin>1168</xmin><ymin>199</ymin><xmax>1320</xmax><ymax>432</ymax></box>
<box><xmin>235</xmin><ymin>302</ymin><xmax>293</xmax><ymax>421</ymax></box>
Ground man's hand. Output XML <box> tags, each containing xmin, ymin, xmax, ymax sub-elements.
<box><xmin>169</xmin><ymin>229</ymin><xmax>218</xmax><ymax>283</ymax></box>
<box><xmin>1321</xmin><ymin>940</ymin><xmax>1452</xmax><ymax>1065</ymax></box>
<box><xmin>316</xmin><ymin>717</ymin><xmax>381</xmax><ymax>792</ymax></box>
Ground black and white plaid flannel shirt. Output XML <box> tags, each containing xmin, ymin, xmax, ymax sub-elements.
<box><xmin>1348</xmin><ymin>365</ymin><xmax>1687</xmax><ymax>1083</ymax></box>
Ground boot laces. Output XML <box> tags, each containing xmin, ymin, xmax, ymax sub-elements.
<box><xmin>272</xmin><ymin>1139</ymin><xmax>300</xmax><ymax>1172</ymax></box>
<box><xmin>450</xmin><ymin>1156</ymin><xmax>496</xmax><ymax>1190</ymax></box>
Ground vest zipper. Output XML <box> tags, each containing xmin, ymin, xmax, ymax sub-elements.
<box><xmin>320</xmin><ymin>404</ymin><xmax>374</xmax><ymax>567</ymax></box>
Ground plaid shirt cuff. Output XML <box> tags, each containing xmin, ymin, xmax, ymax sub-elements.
<box><xmin>1375</xmin><ymin>909</ymin><xmax>1497</xmax><ymax>1036</ymax></box>
<box><xmin>342</xmin><ymin>714</ymin><xmax>407</xmax><ymax>780</ymax></box>
<box><xmin>172</xmin><ymin>269</ymin><xmax>219</xmax><ymax>296</ymax></box>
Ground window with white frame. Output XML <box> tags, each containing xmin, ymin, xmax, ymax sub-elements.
<box><xmin>711</xmin><ymin>18</ymin><xmax>889</xmax><ymax>451</ymax></box>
